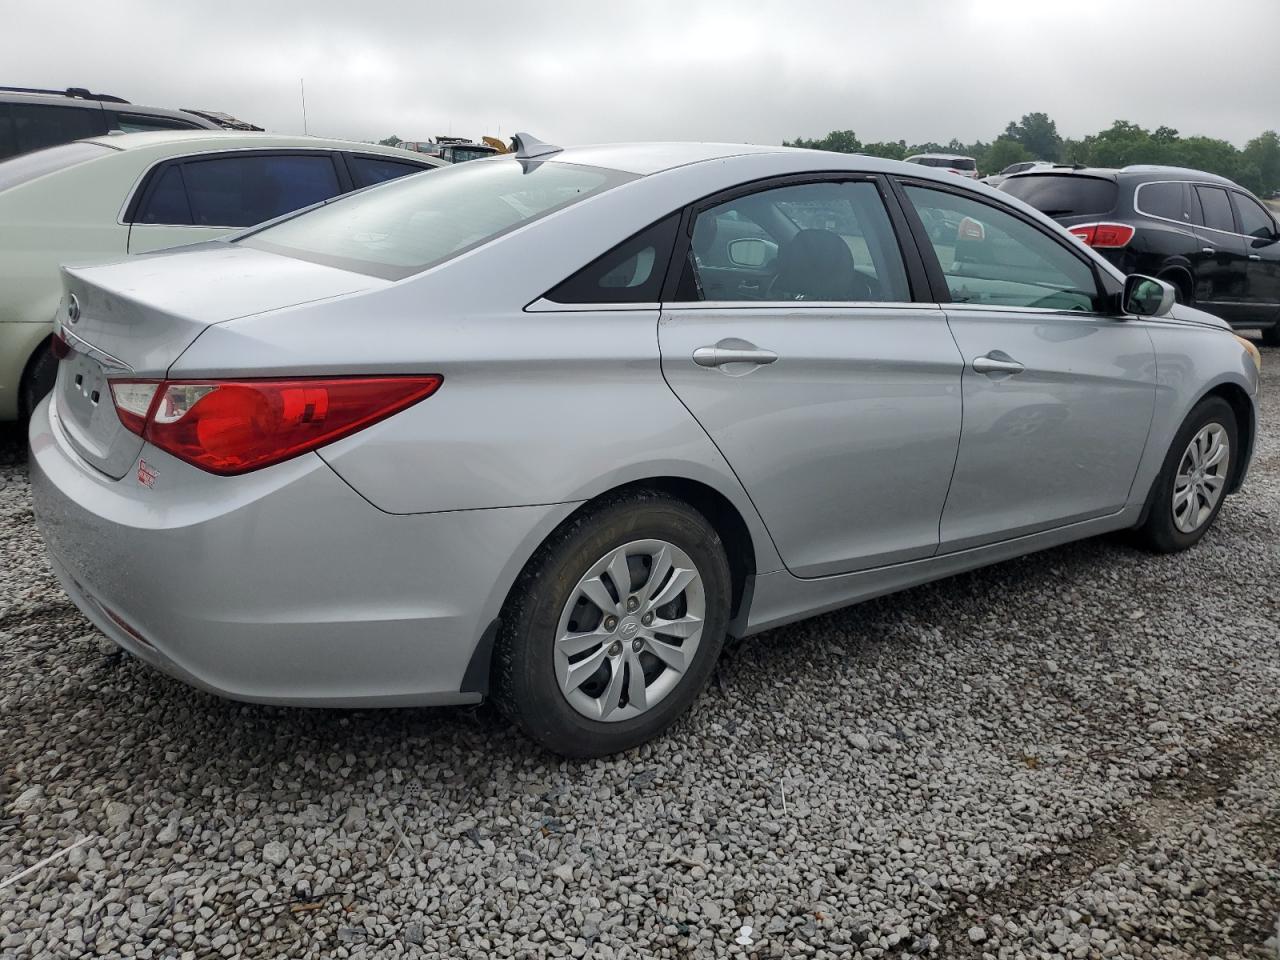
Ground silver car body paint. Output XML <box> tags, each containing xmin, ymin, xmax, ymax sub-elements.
<box><xmin>30</xmin><ymin>143</ymin><xmax>1259</xmax><ymax>706</ymax></box>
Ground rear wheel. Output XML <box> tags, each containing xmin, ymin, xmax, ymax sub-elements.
<box><xmin>1261</xmin><ymin>324</ymin><xmax>1280</xmax><ymax>346</ymax></box>
<box><xmin>492</xmin><ymin>492</ymin><xmax>731</xmax><ymax>757</ymax></box>
<box><xmin>1134</xmin><ymin>396</ymin><xmax>1235</xmax><ymax>553</ymax></box>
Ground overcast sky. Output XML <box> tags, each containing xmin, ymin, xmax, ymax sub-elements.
<box><xmin>4</xmin><ymin>0</ymin><xmax>1277</xmax><ymax>148</ymax></box>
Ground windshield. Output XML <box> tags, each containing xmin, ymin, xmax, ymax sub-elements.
<box><xmin>240</xmin><ymin>159</ymin><xmax>634</xmax><ymax>280</ymax></box>
<box><xmin>1001</xmin><ymin>174</ymin><xmax>1118</xmax><ymax>217</ymax></box>
<box><xmin>0</xmin><ymin>141</ymin><xmax>113</xmax><ymax>193</ymax></box>
<box><xmin>448</xmin><ymin>146</ymin><xmax>498</xmax><ymax>163</ymax></box>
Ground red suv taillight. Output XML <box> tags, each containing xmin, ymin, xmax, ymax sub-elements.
<box><xmin>1068</xmin><ymin>222</ymin><xmax>1135</xmax><ymax>249</ymax></box>
<box><xmin>108</xmin><ymin>375</ymin><xmax>442</xmax><ymax>475</ymax></box>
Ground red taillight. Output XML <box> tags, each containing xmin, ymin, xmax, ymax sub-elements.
<box><xmin>958</xmin><ymin>216</ymin><xmax>986</xmax><ymax>241</ymax></box>
<box><xmin>108</xmin><ymin>375</ymin><xmax>442</xmax><ymax>475</ymax></box>
<box><xmin>51</xmin><ymin>332</ymin><xmax>70</xmax><ymax>360</ymax></box>
<box><xmin>1068</xmin><ymin>222</ymin><xmax>1135</xmax><ymax>249</ymax></box>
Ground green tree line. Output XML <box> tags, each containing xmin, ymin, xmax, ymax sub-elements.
<box><xmin>785</xmin><ymin>112</ymin><xmax>1280</xmax><ymax>197</ymax></box>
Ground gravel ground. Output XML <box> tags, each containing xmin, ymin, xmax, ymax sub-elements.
<box><xmin>1</xmin><ymin>347</ymin><xmax>1277</xmax><ymax>960</ymax></box>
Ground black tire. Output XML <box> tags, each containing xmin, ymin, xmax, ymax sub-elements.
<box><xmin>1134</xmin><ymin>396</ymin><xmax>1237</xmax><ymax>553</ymax></box>
<box><xmin>1261</xmin><ymin>325</ymin><xmax>1280</xmax><ymax>347</ymax></box>
<box><xmin>19</xmin><ymin>346</ymin><xmax>58</xmax><ymax>421</ymax></box>
<box><xmin>492</xmin><ymin>491</ymin><xmax>731</xmax><ymax>758</ymax></box>
<box><xmin>1160</xmin><ymin>272</ymin><xmax>1192</xmax><ymax>306</ymax></box>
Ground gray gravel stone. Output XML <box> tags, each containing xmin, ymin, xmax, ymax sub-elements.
<box><xmin>0</xmin><ymin>347</ymin><xmax>1277</xmax><ymax>959</ymax></box>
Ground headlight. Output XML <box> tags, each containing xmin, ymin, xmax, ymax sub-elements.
<box><xmin>1233</xmin><ymin>335</ymin><xmax>1262</xmax><ymax>373</ymax></box>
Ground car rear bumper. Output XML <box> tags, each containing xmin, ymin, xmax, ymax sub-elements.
<box><xmin>29</xmin><ymin>394</ymin><xmax>574</xmax><ymax>707</ymax></box>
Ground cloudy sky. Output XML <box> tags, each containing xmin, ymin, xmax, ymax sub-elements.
<box><xmin>4</xmin><ymin>0</ymin><xmax>1277</xmax><ymax>148</ymax></box>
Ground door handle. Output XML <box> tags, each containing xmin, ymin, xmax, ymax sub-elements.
<box><xmin>972</xmin><ymin>353</ymin><xmax>1025</xmax><ymax>376</ymax></box>
<box><xmin>693</xmin><ymin>344</ymin><xmax>778</xmax><ymax>367</ymax></box>
<box><xmin>1249</xmin><ymin>254</ymin><xmax>1262</xmax><ymax>261</ymax></box>
<box><xmin>1202</xmin><ymin>247</ymin><xmax>1216</xmax><ymax>255</ymax></box>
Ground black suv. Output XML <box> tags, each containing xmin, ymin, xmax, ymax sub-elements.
<box><xmin>1000</xmin><ymin>165</ymin><xmax>1280</xmax><ymax>343</ymax></box>
<box><xmin>0</xmin><ymin>86</ymin><xmax>225</xmax><ymax>162</ymax></box>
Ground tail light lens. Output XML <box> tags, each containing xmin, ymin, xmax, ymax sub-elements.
<box><xmin>1068</xmin><ymin>222</ymin><xmax>1136</xmax><ymax>249</ymax></box>
<box><xmin>108</xmin><ymin>375</ymin><xmax>442</xmax><ymax>475</ymax></box>
<box><xmin>958</xmin><ymin>217</ymin><xmax>986</xmax><ymax>241</ymax></box>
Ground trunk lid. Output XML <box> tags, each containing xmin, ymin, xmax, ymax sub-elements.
<box><xmin>54</xmin><ymin>242</ymin><xmax>386</xmax><ymax>478</ymax></box>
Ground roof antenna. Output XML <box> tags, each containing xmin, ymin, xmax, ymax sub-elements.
<box><xmin>512</xmin><ymin>132</ymin><xmax>562</xmax><ymax>160</ymax></box>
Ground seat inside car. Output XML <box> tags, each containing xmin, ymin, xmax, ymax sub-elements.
<box><xmin>770</xmin><ymin>228</ymin><xmax>871</xmax><ymax>301</ymax></box>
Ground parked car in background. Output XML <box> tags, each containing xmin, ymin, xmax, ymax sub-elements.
<box><xmin>0</xmin><ymin>131</ymin><xmax>443</xmax><ymax>419</ymax></box>
<box><xmin>29</xmin><ymin>138</ymin><xmax>1257</xmax><ymax>757</ymax></box>
<box><xmin>905</xmin><ymin>153</ymin><xmax>979</xmax><ymax>179</ymax></box>
<box><xmin>1001</xmin><ymin>165</ymin><xmax>1280</xmax><ymax>343</ymax></box>
<box><xmin>397</xmin><ymin>137</ymin><xmax>500</xmax><ymax>163</ymax></box>
<box><xmin>982</xmin><ymin>159</ymin><xmax>1052</xmax><ymax>187</ymax></box>
<box><xmin>0</xmin><ymin>86</ymin><xmax>223</xmax><ymax>160</ymax></box>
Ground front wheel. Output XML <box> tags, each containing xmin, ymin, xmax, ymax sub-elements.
<box><xmin>1134</xmin><ymin>396</ymin><xmax>1236</xmax><ymax>553</ymax></box>
<box><xmin>492</xmin><ymin>492</ymin><xmax>731</xmax><ymax>758</ymax></box>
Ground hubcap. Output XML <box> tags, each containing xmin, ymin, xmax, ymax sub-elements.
<box><xmin>554</xmin><ymin>539</ymin><xmax>705</xmax><ymax>723</ymax></box>
<box><xmin>1172</xmin><ymin>422</ymin><xmax>1230</xmax><ymax>534</ymax></box>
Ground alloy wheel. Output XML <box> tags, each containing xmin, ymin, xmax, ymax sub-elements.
<box><xmin>554</xmin><ymin>539</ymin><xmax>705</xmax><ymax>723</ymax></box>
<box><xmin>1172</xmin><ymin>422</ymin><xmax>1230</xmax><ymax>534</ymax></box>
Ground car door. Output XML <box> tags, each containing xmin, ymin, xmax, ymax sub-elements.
<box><xmin>1190</xmin><ymin>184</ymin><xmax>1251</xmax><ymax>324</ymax></box>
<box><xmin>127</xmin><ymin>151</ymin><xmax>346</xmax><ymax>254</ymax></box>
<box><xmin>896</xmin><ymin>180</ymin><xmax>1156</xmax><ymax>552</ymax></box>
<box><xmin>1230</xmin><ymin>190</ymin><xmax>1280</xmax><ymax>323</ymax></box>
<box><xmin>658</xmin><ymin>176</ymin><xmax>964</xmax><ymax>578</ymax></box>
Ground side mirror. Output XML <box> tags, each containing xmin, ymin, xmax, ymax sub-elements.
<box><xmin>1123</xmin><ymin>274</ymin><xmax>1176</xmax><ymax>318</ymax></box>
<box><xmin>727</xmin><ymin>237</ymin><xmax>776</xmax><ymax>268</ymax></box>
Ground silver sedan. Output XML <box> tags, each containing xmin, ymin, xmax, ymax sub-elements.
<box><xmin>30</xmin><ymin>136</ymin><xmax>1260</xmax><ymax>757</ymax></box>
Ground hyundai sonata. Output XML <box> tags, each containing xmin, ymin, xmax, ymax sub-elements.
<box><xmin>30</xmin><ymin>135</ymin><xmax>1260</xmax><ymax>757</ymax></box>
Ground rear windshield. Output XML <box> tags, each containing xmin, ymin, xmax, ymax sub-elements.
<box><xmin>1001</xmin><ymin>174</ymin><xmax>1118</xmax><ymax>217</ymax></box>
<box><xmin>240</xmin><ymin>158</ymin><xmax>633</xmax><ymax>280</ymax></box>
<box><xmin>0</xmin><ymin>140</ymin><xmax>113</xmax><ymax>193</ymax></box>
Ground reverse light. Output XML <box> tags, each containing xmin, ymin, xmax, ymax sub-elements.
<box><xmin>1068</xmin><ymin>222</ymin><xmax>1136</xmax><ymax>249</ymax></box>
<box><xmin>109</xmin><ymin>375</ymin><xmax>442</xmax><ymax>475</ymax></box>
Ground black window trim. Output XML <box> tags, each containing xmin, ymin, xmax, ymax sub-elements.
<box><xmin>122</xmin><ymin>148</ymin><xmax>350</xmax><ymax>226</ymax></box>
<box><xmin>660</xmin><ymin>171</ymin><xmax>933</xmax><ymax>306</ymax></box>
<box><xmin>889</xmin><ymin>175</ymin><xmax>1120</xmax><ymax>313</ymax></box>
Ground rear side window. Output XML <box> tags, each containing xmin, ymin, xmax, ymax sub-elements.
<box><xmin>1000</xmin><ymin>174</ymin><xmax>1117</xmax><ymax>217</ymax></box>
<box><xmin>1231</xmin><ymin>192</ymin><xmax>1275</xmax><ymax>239</ymax></box>
<box><xmin>181</xmin><ymin>153</ymin><xmax>342</xmax><ymax>227</ymax></box>
<box><xmin>349</xmin><ymin>155</ymin><xmax>431</xmax><ymax>188</ymax></box>
<box><xmin>241</xmin><ymin>159</ymin><xmax>634</xmax><ymax>280</ymax></box>
<box><xmin>0</xmin><ymin>140</ymin><xmax>114</xmax><ymax>192</ymax></box>
<box><xmin>136</xmin><ymin>165</ymin><xmax>194</xmax><ymax>224</ymax></box>
<box><xmin>1195</xmin><ymin>186</ymin><xmax>1235</xmax><ymax>233</ymax></box>
<box><xmin>110</xmin><ymin>112</ymin><xmax>203</xmax><ymax>133</ymax></box>
<box><xmin>547</xmin><ymin>215</ymin><xmax>679</xmax><ymax>304</ymax></box>
<box><xmin>1135</xmin><ymin>181</ymin><xmax>1194</xmax><ymax>223</ymax></box>
<box><xmin>2</xmin><ymin>103</ymin><xmax>107</xmax><ymax>156</ymax></box>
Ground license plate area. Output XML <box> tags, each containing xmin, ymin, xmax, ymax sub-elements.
<box><xmin>54</xmin><ymin>341</ymin><xmax>145</xmax><ymax>479</ymax></box>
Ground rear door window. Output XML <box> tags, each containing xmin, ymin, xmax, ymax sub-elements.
<box><xmin>1000</xmin><ymin>174</ymin><xmax>1118</xmax><ymax>217</ymax></box>
<box><xmin>1195</xmin><ymin>186</ymin><xmax>1236</xmax><ymax>233</ymax></box>
<box><xmin>5</xmin><ymin>102</ymin><xmax>107</xmax><ymax>154</ymax></box>
<box><xmin>181</xmin><ymin>153</ymin><xmax>343</xmax><ymax>227</ymax></box>
<box><xmin>1135</xmin><ymin>181</ymin><xmax>1194</xmax><ymax>223</ymax></box>
<box><xmin>348</xmin><ymin>155</ymin><xmax>432</xmax><ymax>188</ymax></box>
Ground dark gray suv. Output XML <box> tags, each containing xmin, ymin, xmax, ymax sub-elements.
<box><xmin>0</xmin><ymin>86</ymin><xmax>223</xmax><ymax>161</ymax></box>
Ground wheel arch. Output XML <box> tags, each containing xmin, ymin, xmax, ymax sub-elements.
<box><xmin>1155</xmin><ymin>263</ymin><xmax>1194</xmax><ymax>303</ymax></box>
<box><xmin>464</xmin><ymin>473</ymin><xmax>772</xmax><ymax>697</ymax></box>
<box><xmin>1199</xmin><ymin>381</ymin><xmax>1255</xmax><ymax>494</ymax></box>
